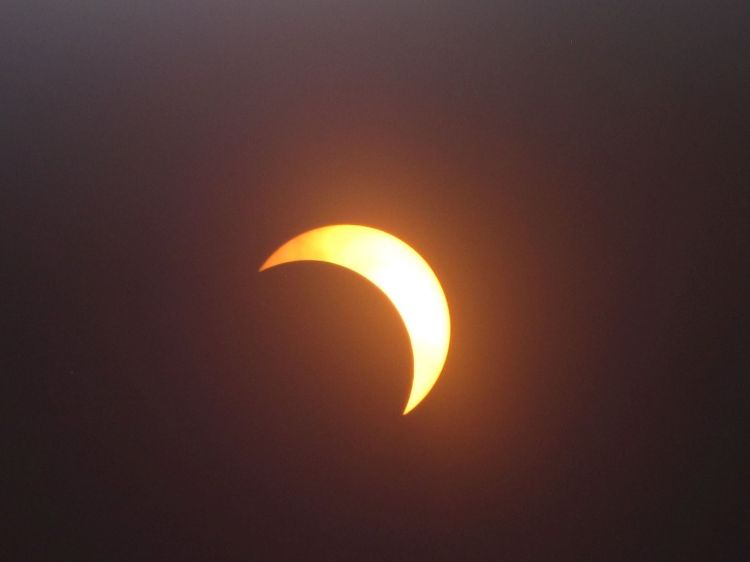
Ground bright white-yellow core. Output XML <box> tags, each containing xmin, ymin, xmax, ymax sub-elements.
<box><xmin>260</xmin><ymin>225</ymin><xmax>450</xmax><ymax>414</ymax></box>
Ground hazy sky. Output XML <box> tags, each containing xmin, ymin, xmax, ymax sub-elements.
<box><xmin>5</xmin><ymin>2</ymin><xmax>748</xmax><ymax>560</ymax></box>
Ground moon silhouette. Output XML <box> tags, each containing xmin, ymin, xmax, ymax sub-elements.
<box><xmin>260</xmin><ymin>225</ymin><xmax>450</xmax><ymax>414</ymax></box>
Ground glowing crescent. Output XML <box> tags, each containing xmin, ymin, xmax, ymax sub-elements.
<box><xmin>260</xmin><ymin>225</ymin><xmax>450</xmax><ymax>414</ymax></box>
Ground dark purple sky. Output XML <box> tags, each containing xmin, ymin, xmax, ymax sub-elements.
<box><xmin>4</xmin><ymin>2</ymin><xmax>748</xmax><ymax>560</ymax></box>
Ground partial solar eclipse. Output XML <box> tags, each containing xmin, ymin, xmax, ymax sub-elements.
<box><xmin>260</xmin><ymin>225</ymin><xmax>450</xmax><ymax>414</ymax></box>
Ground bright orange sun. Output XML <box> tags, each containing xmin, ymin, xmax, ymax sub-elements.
<box><xmin>260</xmin><ymin>225</ymin><xmax>450</xmax><ymax>414</ymax></box>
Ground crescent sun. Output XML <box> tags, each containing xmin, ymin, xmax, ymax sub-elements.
<box><xmin>260</xmin><ymin>225</ymin><xmax>451</xmax><ymax>414</ymax></box>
